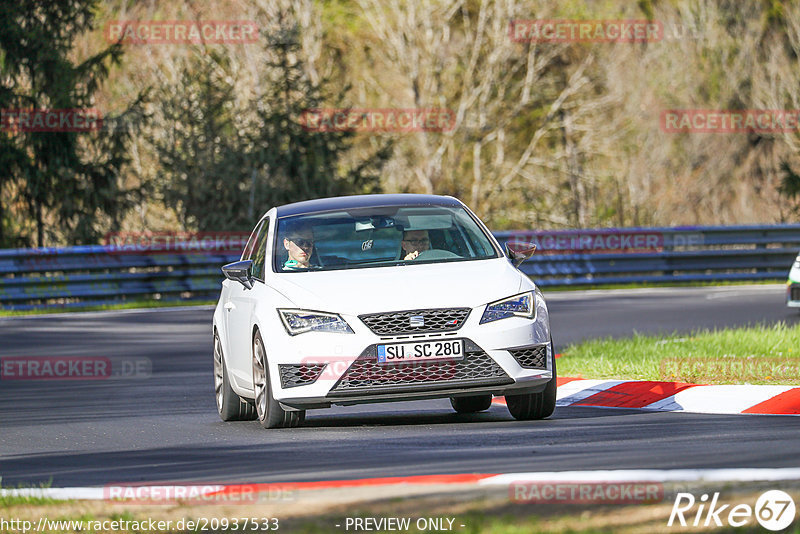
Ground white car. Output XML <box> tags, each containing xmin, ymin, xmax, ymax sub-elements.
<box><xmin>788</xmin><ymin>251</ymin><xmax>800</xmax><ymax>309</ymax></box>
<box><xmin>213</xmin><ymin>194</ymin><xmax>556</xmax><ymax>428</ymax></box>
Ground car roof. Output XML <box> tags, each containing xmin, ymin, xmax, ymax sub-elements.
<box><xmin>275</xmin><ymin>194</ymin><xmax>463</xmax><ymax>217</ymax></box>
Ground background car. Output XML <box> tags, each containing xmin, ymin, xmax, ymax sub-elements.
<box><xmin>212</xmin><ymin>194</ymin><xmax>556</xmax><ymax>428</ymax></box>
<box><xmin>788</xmin><ymin>251</ymin><xmax>800</xmax><ymax>309</ymax></box>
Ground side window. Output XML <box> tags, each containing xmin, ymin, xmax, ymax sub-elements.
<box><xmin>250</xmin><ymin>218</ymin><xmax>270</xmax><ymax>281</ymax></box>
<box><xmin>241</xmin><ymin>220</ymin><xmax>264</xmax><ymax>261</ymax></box>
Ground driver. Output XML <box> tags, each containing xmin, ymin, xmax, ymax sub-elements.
<box><xmin>401</xmin><ymin>229</ymin><xmax>430</xmax><ymax>260</ymax></box>
<box><xmin>283</xmin><ymin>224</ymin><xmax>315</xmax><ymax>270</ymax></box>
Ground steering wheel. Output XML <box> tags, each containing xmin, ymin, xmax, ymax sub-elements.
<box><xmin>415</xmin><ymin>249</ymin><xmax>461</xmax><ymax>261</ymax></box>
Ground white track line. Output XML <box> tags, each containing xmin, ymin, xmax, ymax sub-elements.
<box><xmin>478</xmin><ymin>468</ymin><xmax>800</xmax><ymax>486</ymax></box>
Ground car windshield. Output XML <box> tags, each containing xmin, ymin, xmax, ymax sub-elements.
<box><xmin>273</xmin><ymin>205</ymin><xmax>499</xmax><ymax>272</ymax></box>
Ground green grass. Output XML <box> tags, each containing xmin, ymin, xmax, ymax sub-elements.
<box><xmin>0</xmin><ymin>480</ymin><xmax>57</xmax><ymax>506</ymax></box>
<box><xmin>0</xmin><ymin>299</ymin><xmax>216</xmax><ymax>317</ymax></box>
<box><xmin>558</xmin><ymin>322</ymin><xmax>800</xmax><ymax>385</ymax></box>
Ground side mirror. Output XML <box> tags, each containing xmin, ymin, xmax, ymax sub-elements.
<box><xmin>222</xmin><ymin>259</ymin><xmax>254</xmax><ymax>290</ymax></box>
<box><xmin>505</xmin><ymin>242</ymin><xmax>536</xmax><ymax>268</ymax></box>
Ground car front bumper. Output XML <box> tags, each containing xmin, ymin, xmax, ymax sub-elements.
<box><xmin>260</xmin><ymin>298</ymin><xmax>554</xmax><ymax>409</ymax></box>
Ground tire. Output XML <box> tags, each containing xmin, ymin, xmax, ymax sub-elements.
<box><xmin>450</xmin><ymin>394</ymin><xmax>492</xmax><ymax>413</ymax></box>
<box><xmin>506</xmin><ymin>339</ymin><xmax>557</xmax><ymax>421</ymax></box>
<box><xmin>214</xmin><ymin>332</ymin><xmax>256</xmax><ymax>421</ymax></box>
<box><xmin>252</xmin><ymin>330</ymin><xmax>305</xmax><ymax>429</ymax></box>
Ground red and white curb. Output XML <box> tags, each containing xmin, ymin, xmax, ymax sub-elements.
<box><xmin>492</xmin><ymin>377</ymin><xmax>800</xmax><ymax>415</ymax></box>
<box><xmin>4</xmin><ymin>469</ymin><xmax>800</xmax><ymax>501</ymax></box>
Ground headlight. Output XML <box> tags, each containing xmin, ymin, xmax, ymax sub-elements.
<box><xmin>278</xmin><ymin>309</ymin><xmax>354</xmax><ymax>335</ymax></box>
<box><xmin>480</xmin><ymin>291</ymin><xmax>536</xmax><ymax>324</ymax></box>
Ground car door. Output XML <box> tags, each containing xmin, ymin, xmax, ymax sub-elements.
<box><xmin>226</xmin><ymin>218</ymin><xmax>268</xmax><ymax>390</ymax></box>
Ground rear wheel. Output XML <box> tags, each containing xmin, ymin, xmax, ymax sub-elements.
<box><xmin>450</xmin><ymin>394</ymin><xmax>492</xmax><ymax>413</ymax></box>
<box><xmin>214</xmin><ymin>332</ymin><xmax>256</xmax><ymax>421</ymax></box>
<box><xmin>506</xmin><ymin>340</ymin><xmax>557</xmax><ymax>421</ymax></box>
<box><xmin>252</xmin><ymin>331</ymin><xmax>305</xmax><ymax>429</ymax></box>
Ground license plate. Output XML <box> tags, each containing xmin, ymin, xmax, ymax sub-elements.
<box><xmin>377</xmin><ymin>340</ymin><xmax>464</xmax><ymax>364</ymax></box>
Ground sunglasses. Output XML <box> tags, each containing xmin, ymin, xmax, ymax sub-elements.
<box><xmin>289</xmin><ymin>238</ymin><xmax>314</xmax><ymax>248</ymax></box>
<box><xmin>403</xmin><ymin>238</ymin><xmax>429</xmax><ymax>245</ymax></box>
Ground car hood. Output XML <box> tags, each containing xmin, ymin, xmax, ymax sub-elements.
<box><xmin>268</xmin><ymin>257</ymin><xmax>526</xmax><ymax>315</ymax></box>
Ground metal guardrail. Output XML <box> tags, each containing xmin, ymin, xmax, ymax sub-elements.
<box><xmin>0</xmin><ymin>245</ymin><xmax>236</xmax><ymax>310</ymax></box>
<box><xmin>1</xmin><ymin>225</ymin><xmax>799</xmax><ymax>310</ymax></box>
<box><xmin>496</xmin><ymin>225</ymin><xmax>800</xmax><ymax>286</ymax></box>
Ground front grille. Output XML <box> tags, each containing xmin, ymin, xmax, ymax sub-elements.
<box><xmin>278</xmin><ymin>364</ymin><xmax>327</xmax><ymax>388</ymax></box>
<box><xmin>329</xmin><ymin>339</ymin><xmax>512</xmax><ymax>395</ymax></box>
<box><xmin>792</xmin><ymin>285</ymin><xmax>800</xmax><ymax>301</ymax></box>
<box><xmin>359</xmin><ymin>308</ymin><xmax>470</xmax><ymax>336</ymax></box>
<box><xmin>509</xmin><ymin>344</ymin><xmax>548</xmax><ymax>369</ymax></box>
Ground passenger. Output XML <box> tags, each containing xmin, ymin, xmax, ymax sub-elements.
<box><xmin>401</xmin><ymin>229</ymin><xmax>430</xmax><ymax>260</ymax></box>
<box><xmin>283</xmin><ymin>225</ymin><xmax>315</xmax><ymax>270</ymax></box>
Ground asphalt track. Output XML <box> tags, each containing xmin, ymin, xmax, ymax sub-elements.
<box><xmin>1</xmin><ymin>284</ymin><xmax>798</xmax><ymax>487</ymax></box>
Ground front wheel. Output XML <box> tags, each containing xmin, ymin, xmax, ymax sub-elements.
<box><xmin>506</xmin><ymin>340</ymin><xmax>557</xmax><ymax>421</ymax></box>
<box><xmin>214</xmin><ymin>332</ymin><xmax>256</xmax><ymax>421</ymax></box>
<box><xmin>252</xmin><ymin>331</ymin><xmax>305</xmax><ymax>429</ymax></box>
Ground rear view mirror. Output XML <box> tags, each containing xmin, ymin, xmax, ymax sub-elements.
<box><xmin>222</xmin><ymin>260</ymin><xmax>254</xmax><ymax>289</ymax></box>
<box><xmin>355</xmin><ymin>216</ymin><xmax>396</xmax><ymax>231</ymax></box>
<box><xmin>505</xmin><ymin>242</ymin><xmax>536</xmax><ymax>268</ymax></box>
